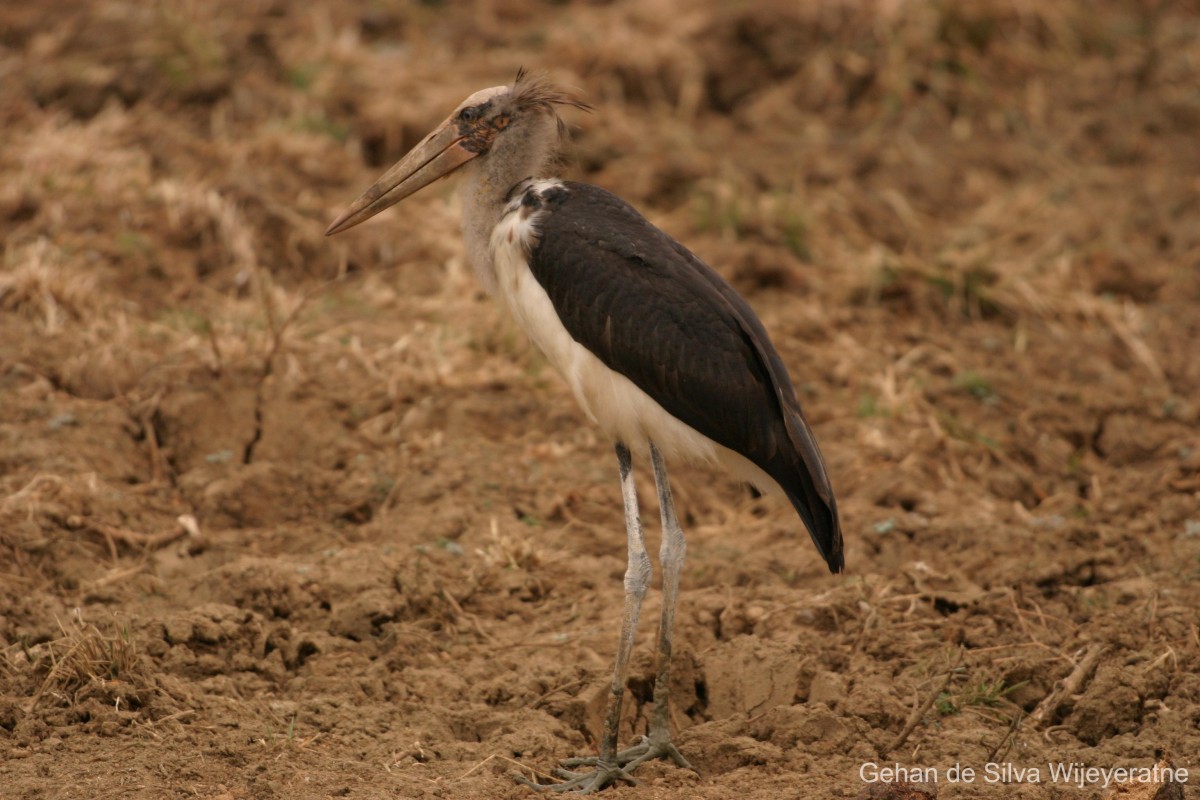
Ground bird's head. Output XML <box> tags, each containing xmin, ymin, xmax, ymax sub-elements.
<box><xmin>326</xmin><ymin>69</ymin><xmax>588</xmax><ymax>236</ymax></box>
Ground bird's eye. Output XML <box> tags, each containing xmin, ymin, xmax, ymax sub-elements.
<box><xmin>460</xmin><ymin>106</ymin><xmax>481</xmax><ymax>123</ymax></box>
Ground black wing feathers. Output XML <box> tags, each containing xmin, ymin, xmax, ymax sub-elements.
<box><xmin>525</xmin><ymin>183</ymin><xmax>843</xmax><ymax>573</ymax></box>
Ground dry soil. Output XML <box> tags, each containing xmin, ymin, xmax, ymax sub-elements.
<box><xmin>1</xmin><ymin>1</ymin><xmax>1199</xmax><ymax>799</ymax></box>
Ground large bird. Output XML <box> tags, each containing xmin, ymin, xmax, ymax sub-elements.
<box><xmin>327</xmin><ymin>70</ymin><xmax>843</xmax><ymax>794</ymax></box>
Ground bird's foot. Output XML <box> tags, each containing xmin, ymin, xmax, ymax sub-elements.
<box><xmin>517</xmin><ymin>736</ymin><xmax>696</xmax><ymax>793</ymax></box>
<box><xmin>607</xmin><ymin>734</ymin><xmax>696</xmax><ymax>773</ymax></box>
<box><xmin>516</xmin><ymin>759</ymin><xmax>638</xmax><ymax>794</ymax></box>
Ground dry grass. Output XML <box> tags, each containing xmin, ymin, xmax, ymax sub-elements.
<box><xmin>7</xmin><ymin>612</ymin><xmax>151</xmax><ymax>713</ymax></box>
<box><xmin>0</xmin><ymin>241</ymin><xmax>102</xmax><ymax>330</ymax></box>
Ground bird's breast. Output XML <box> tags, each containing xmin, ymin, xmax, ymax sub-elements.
<box><xmin>490</xmin><ymin>180</ymin><xmax>590</xmax><ymax>397</ymax></box>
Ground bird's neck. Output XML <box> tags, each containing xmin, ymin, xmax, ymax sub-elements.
<box><xmin>459</xmin><ymin>117</ymin><xmax>558</xmax><ymax>296</ymax></box>
<box><xmin>459</xmin><ymin>169</ymin><xmax>512</xmax><ymax>296</ymax></box>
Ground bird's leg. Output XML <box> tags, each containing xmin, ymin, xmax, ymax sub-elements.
<box><xmin>611</xmin><ymin>440</ymin><xmax>696</xmax><ymax>773</ymax></box>
<box><xmin>519</xmin><ymin>442</ymin><xmax>651</xmax><ymax>794</ymax></box>
<box><xmin>596</xmin><ymin>441</ymin><xmax>653</xmax><ymax>763</ymax></box>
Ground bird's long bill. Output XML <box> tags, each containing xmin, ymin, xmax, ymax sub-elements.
<box><xmin>325</xmin><ymin>121</ymin><xmax>476</xmax><ymax>236</ymax></box>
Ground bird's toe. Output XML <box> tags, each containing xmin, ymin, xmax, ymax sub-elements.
<box><xmin>618</xmin><ymin>737</ymin><xmax>696</xmax><ymax>773</ymax></box>
<box><xmin>515</xmin><ymin>760</ymin><xmax>638</xmax><ymax>794</ymax></box>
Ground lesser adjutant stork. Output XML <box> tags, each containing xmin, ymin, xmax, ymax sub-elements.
<box><xmin>327</xmin><ymin>70</ymin><xmax>843</xmax><ymax>793</ymax></box>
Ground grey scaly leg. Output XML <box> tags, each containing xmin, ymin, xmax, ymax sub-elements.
<box><xmin>519</xmin><ymin>442</ymin><xmax>651</xmax><ymax>793</ymax></box>
<box><xmin>613</xmin><ymin>440</ymin><xmax>695</xmax><ymax>771</ymax></box>
<box><xmin>597</xmin><ymin>441</ymin><xmax>653</xmax><ymax>762</ymax></box>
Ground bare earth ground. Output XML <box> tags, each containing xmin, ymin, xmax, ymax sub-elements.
<box><xmin>2</xmin><ymin>1</ymin><xmax>1199</xmax><ymax>798</ymax></box>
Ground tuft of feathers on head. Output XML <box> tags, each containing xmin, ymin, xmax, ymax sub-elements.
<box><xmin>511</xmin><ymin>68</ymin><xmax>592</xmax><ymax>117</ymax></box>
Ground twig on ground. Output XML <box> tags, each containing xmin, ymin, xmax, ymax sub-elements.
<box><xmin>85</xmin><ymin>520</ymin><xmax>189</xmax><ymax>554</ymax></box>
<box><xmin>883</xmin><ymin>649</ymin><xmax>964</xmax><ymax>757</ymax></box>
<box><xmin>83</xmin><ymin>562</ymin><xmax>150</xmax><ymax>591</ymax></box>
<box><xmin>984</xmin><ymin>710</ymin><xmax>1024</xmax><ymax>763</ymax></box>
<box><xmin>1029</xmin><ymin>643</ymin><xmax>1106</xmax><ymax>726</ymax></box>
<box><xmin>531</xmin><ymin>679</ymin><xmax>587</xmax><ymax>709</ymax></box>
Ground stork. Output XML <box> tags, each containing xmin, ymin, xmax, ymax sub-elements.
<box><xmin>326</xmin><ymin>70</ymin><xmax>843</xmax><ymax>793</ymax></box>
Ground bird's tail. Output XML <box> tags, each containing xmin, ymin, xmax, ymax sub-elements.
<box><xmin>784</xmin><ymin>485</ymin><xmax>843</xmax><ymax>574</ymax></box>
<box><xmin>777</xmin><ymin>410</ymin><xmax>844</xmax><ymax>574</ymax></box>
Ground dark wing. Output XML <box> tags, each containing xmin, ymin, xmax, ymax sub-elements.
<box><xmin>526</xmin><ymin>182</ymin><xmax>843</xmax><ymax>573</ymax></box>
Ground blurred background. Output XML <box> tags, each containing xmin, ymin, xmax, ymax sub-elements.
<box><xmin>2</xmin><ymin>1</ymin><xmax>1198</xmax><ymax>797</ymax></box>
